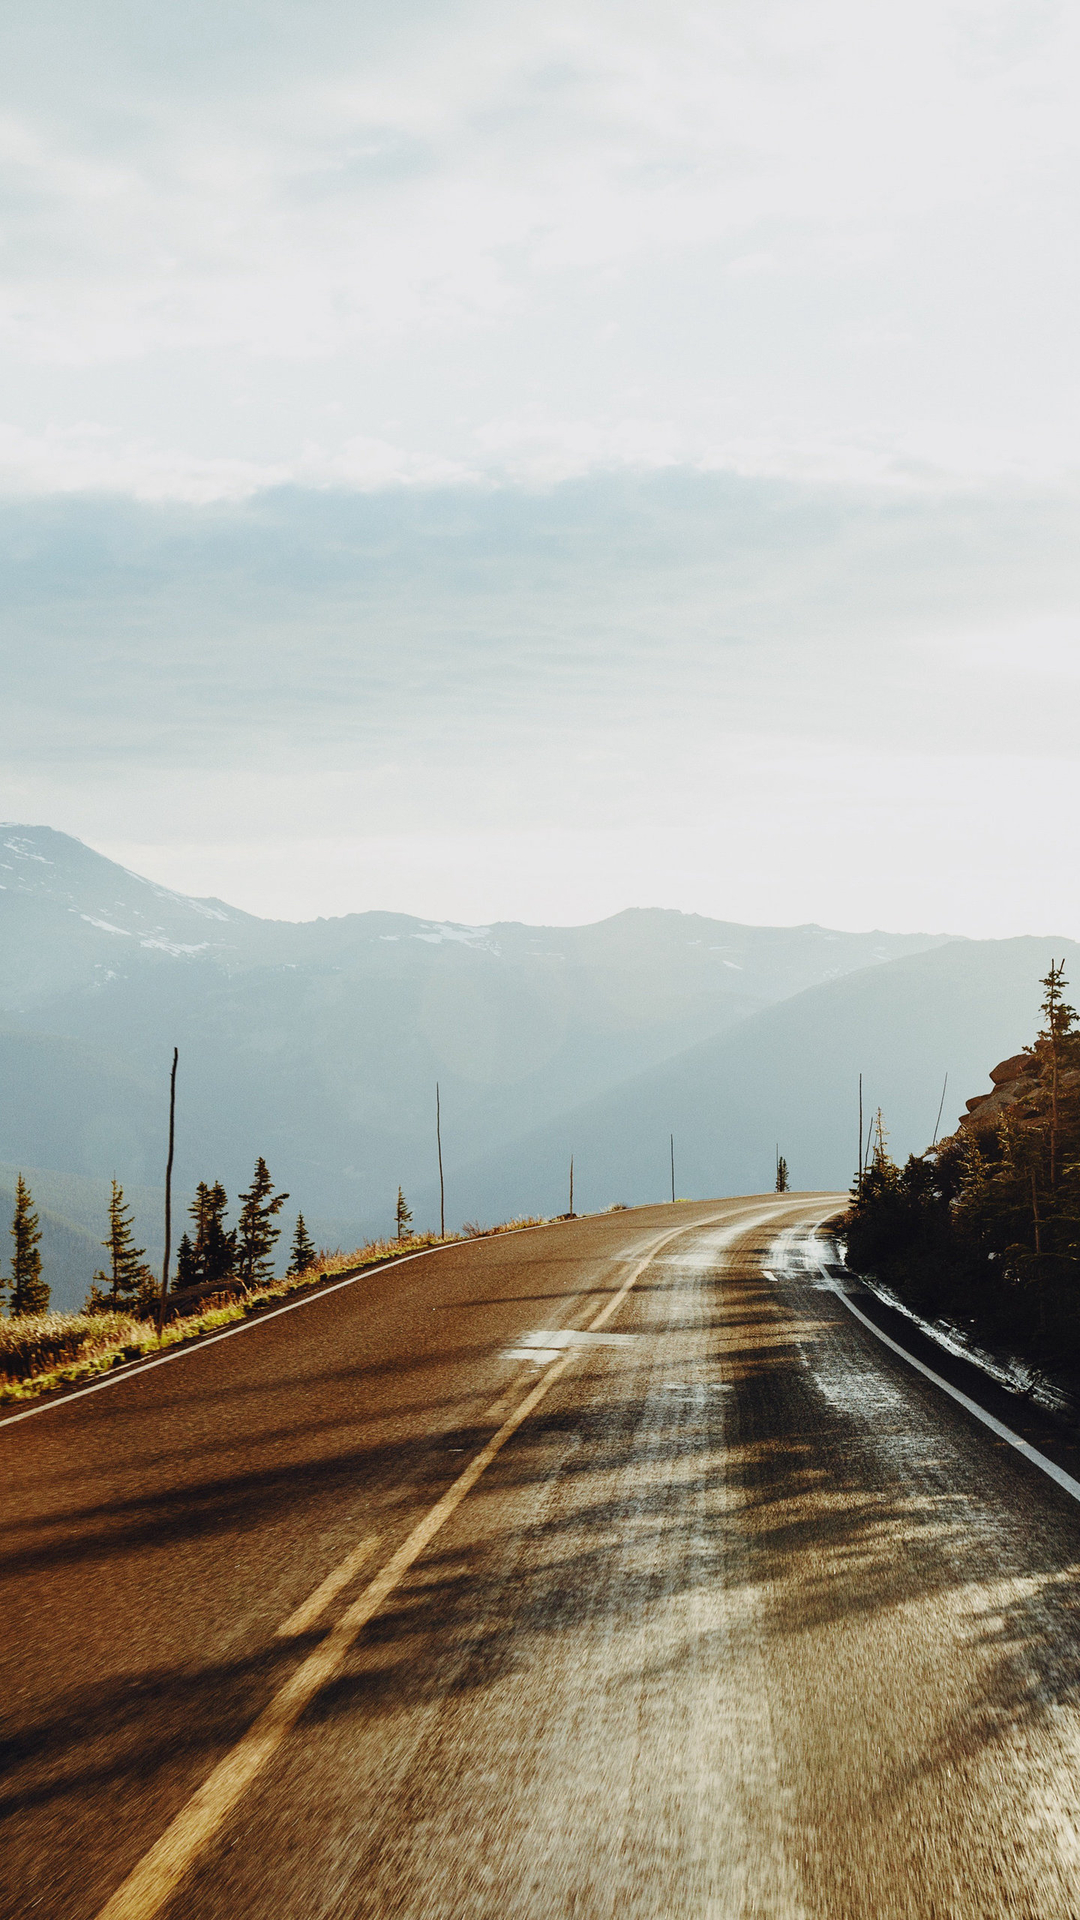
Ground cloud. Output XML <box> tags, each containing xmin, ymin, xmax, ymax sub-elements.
<box><xmin>0</xmin><ymin>1</ymin><xmax>1078</xmax><ymax>490</ymax></box>
<box><xmin>3</xmin><ymin>469</ymin><xmax>1078</xmax><ymax>745</ymax></box>
<box><xmin>3</xmin><ymin>4</ymin><xmax>1080</xmax><ymax>933</ymax></box>
<box><xmin>1</xmin><ymin>469</ymin><xmax>1079</xmax><ymax>937</ymax></box>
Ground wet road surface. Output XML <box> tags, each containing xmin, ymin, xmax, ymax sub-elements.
<box><xmin>5</xmin><ymin>1195</ymin><xmax>1080</xmax><ymax>1918</ymax></box>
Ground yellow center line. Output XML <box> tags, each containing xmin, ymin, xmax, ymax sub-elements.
<box><xmin>93</xmin><ymin>1206</ymin><xmax>778</xmax><ymax>1920</ymax></box>
<box><xmin>274</xmin><ymin>1535</ymin><xmax>379</xmax><ymax>1639</ymax></box>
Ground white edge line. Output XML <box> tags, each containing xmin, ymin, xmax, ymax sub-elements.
<box><xmin>1</xmin><ymin>1198</ymin><xmax>801</xmax><ymax>1432</ymax></box>
<box><xmin>0</xmin><ymin>1217</ymin><xmax>562</xmax><ymax>1431</ymax></box>
<box><xmin>810</xmin><ymin>1235</ymin><xmax>1080</xmax><ymax>1507</ymax></box>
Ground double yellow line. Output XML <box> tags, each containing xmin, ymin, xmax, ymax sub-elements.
<box><xmin>97</xmin><ymin>1210</ymin><xmax>748</xmax><ymax>1919</ymax></box>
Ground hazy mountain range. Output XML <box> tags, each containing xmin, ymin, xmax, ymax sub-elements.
<box><xmin>437</xmin><ymin>936</ymin><xmax>1076</xmax><ymax>1228</ymax></box>
<box><xmin>0</xmin><ymin>824</ymin><xmax>1063</xmax><ymax>1311</ymax></box>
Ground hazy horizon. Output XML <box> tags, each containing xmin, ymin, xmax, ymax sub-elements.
<box><xmin>7</xmin><ymin>815</ymin><xmax>1080</xmax><ymax>947</ymax></box>
<box><xmin>3</xmin><ymin>5</ymin><xmax>1079</xmax><ymax>934</ymax></box>
<box><xmin>0</xmin><ymin>818</ymin><xmax>989</xmax><ymax>941</ymax></box>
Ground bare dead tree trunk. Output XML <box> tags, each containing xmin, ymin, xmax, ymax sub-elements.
<box><xmin>436</xmin><ymin>1082</ymin><xmax>445</xmax><ymax>1239</ymax></box>
<box><xmin>932</xmin><ymin>1072</ymin><xmax>948</xmax><ymax>1147</ymax></box>
<box><xmin>158</xmin><ymin>1047</ymin><xmax>178</xmax><ymax>1331</ymax></box>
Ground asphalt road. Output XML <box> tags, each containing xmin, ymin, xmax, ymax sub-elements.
<box><xmin>6</xmin><ymin>1194</ymin><xmax>1080</xmax><ymax>1918</ymax></box>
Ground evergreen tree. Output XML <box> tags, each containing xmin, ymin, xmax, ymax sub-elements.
<box><xmin>1038</xmin><ymin>960</ymin><xmax>1077</xmax><ymax>1188</ymax></box>
<box><xmin>8</xmin><ymin>1175</ymin><xmax>48</xmax><ymax>1316</ymax></box>
<box><xmin>288</xmin><ymin>1212</ymin><xmax>317</xmax><ymax>1276</ymax></box>
<box><xmin>86</xmin><ymin>1178</ymin><xmax>155</xmax><ymax>1314</ymax></box>
<box><xmin>775</xmin><ymin>1156</ymin><xmax>790</xmax><ymax>1193</ymax></box>
<box><xmin>175</xmin><ymin>1232</ymin><xmax>197</xmax><ymax>1291</ymax></box>
<box><xmin>184</xmin><ymin>1181</ymin><xmax>236</xmax><ymax>1291</ymax></box>
<box><xmin>235</xmin><ymin>1158</ymin><xmax>289</xmax><ymax>1290</ymax></box>
<box><xmin>395</xmin><ymin>1187</ymin><xmax>413</xmax><ymax>1241</ymax></box>
<box><xmin>844</xmin><ymin>969</ymin><xmax>1080</xmax><ymax>1358</ymax></box>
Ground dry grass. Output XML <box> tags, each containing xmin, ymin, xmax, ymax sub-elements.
<box><xmin>0</xmin><ymin>1309</ymin><xmax>145</xmax><ymax>1384</ymax></box>
<box><xmin>315</xmin><ymin>1220</ymin><xmax>546</xmax><ymax>1274</ymax></box>
<box><xmin>313</xmin><ymin>1233</ymin><xmax>447</xmax><ymax>1277</ymax></box>
<box><xmin>0</xmin><ymin>1214</ymin><xmax>552</xmax><ymax>1405</ymax></box>
<box><xmin>459</xmin><ymin>1216</ymin><xmax>547</xmax><ymax>1239</ymax></box>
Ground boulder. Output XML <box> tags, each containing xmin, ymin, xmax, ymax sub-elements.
<box><xmin>989</xmin><ymin>1052</ymin><xmax>1036</xmax><ymax>1085</ymax></box>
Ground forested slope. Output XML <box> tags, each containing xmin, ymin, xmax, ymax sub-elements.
<box><xmin>846</xmin><ymin>960</ymin><xmax>1080</xmax><ymax>1362</ymax></box>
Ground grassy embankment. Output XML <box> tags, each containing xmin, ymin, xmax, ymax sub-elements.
<box><xmin>0</xmin><ymin>1219</ymin><xmax>545</xmax><ymax>1407</ymax></box>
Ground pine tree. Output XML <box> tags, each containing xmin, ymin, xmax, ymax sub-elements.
<box><xmin>184</xmin><ymin>1181</ymin><xmax>236</xmax><ymax>1291</ymax></box>
<box><xmin>395</xmin><ymin>1187</ymin><xmax>413</xmax><ymax>1241</ymax></box>
<box><xmin>8</xmin><ymin>1175</ymin><xmax>48</xmax><ymax>1316</ymax></box>
<box><xmin>86</xmin><ymin>1178</ymin><xmax>154</xmax><ymax>1314</ymax></box>
<box><xmin>775</xmin><ymin>1156</ymin><xmax>790</xmax><ymax>1193</ymax></box>
<box><xmin>843</xmin><ymin>969</ymin><xmax>1080</xmax><ymax>1358</ymax></box>
<box><xmin>175</xmin><ymin>1232</ymin><xmax>197</xmax><ymax>1291</ymax></box>
<box><xmin>235</xmin><ymin>1158</ymin><xmax>289</xmax><ymax>1290</ymax></box>
<box><xmin>1039</xmin><ymin>960</ymin><xmax>1077</xmax><ymax>1189</ymax></box>
<box><xmin>288</xmin><ymin>1213</ymin><xmax>317</xmax><ymax>1276</ymax></box>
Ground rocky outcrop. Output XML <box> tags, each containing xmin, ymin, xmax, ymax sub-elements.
<box><xmin>959</xmin><ymin>1053</ymin><xmax>1038</xmax><ymax>1131</ymax></box>
<box><xmin>989</xmin><ymin>1053</ymin><xmax>1036</xmax><ymax>1086</ymax></box>
<box><xmin>958</xmin><ymin>1052</ymin><xmax>1080</xmax><ymax>1135</ymax></box>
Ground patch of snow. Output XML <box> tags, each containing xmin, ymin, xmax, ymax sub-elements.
<box><xmin>414</xmin><ymin>922</ymin><xmax>496</xmax><ymax>950</ymax></box>
<box><xmin>117</xmin><ymin>867</ymin><xmax>186</xmax><ymax>902</ymax></box>
<box><xmin>138</xmin><ymin>938</ymin><xmax>210</xmax><ymax>956</ymax></box>
<box><xmin>105</xmin><ymin>864</ymin><xmax>232</xmax><ymax>922</ymax></box>
<box><xmin>80</xmin><ymin>915</ymin><xmax>132</xmax><ymax>937</ymax></box>
<box><xmin>2</xmin><ymin>836</ymin><xmax>51</xmax><ymax>863</ymax></box>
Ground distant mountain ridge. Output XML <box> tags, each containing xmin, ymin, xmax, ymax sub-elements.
<box><xmin>0</xmin><ymin>825</ymin><xmax>949</xmax><ymax>1006</ymax></box>
<box><xmin>0</xmin><ymin>824</ymin><xmax>958</xmax><ymax>1309</ymax></box>
<box><xmin>427</xmin><ymin>936</ymin><xmax>1074</xmax><ymax>1224</ymax></box>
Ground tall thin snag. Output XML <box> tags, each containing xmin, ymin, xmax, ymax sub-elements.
<box><xmin>158</xmin><ymin>1047</ymin><xmax>178</xmax><ymax>1330</ymax></box>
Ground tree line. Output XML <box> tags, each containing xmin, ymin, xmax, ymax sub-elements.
<box><xmin>845</xmin><ymin>963</ymin><xmax>1080</xmax><ymax>1361</ymax></box>
<box><xmin>170</xmin><ymin>1158</ymin><xmax>307</xmax><ymax>1303</ymax></box>
<box><xmin>1</xmin><ymin>1157</ymin><xmax>318</xmax><ymax>1320</ymax></box>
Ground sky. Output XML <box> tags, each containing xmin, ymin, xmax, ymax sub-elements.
<box><xmin>2</xmin><ymin>0</ymin><xmax>1080</xmax><ymax>934</ymax></box>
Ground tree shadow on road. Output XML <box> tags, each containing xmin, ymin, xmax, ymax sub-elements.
<box><xmin>5</xmin><ymin>1259</ymin><xmax>1080</xmax><ymax>1916</ymax></box>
